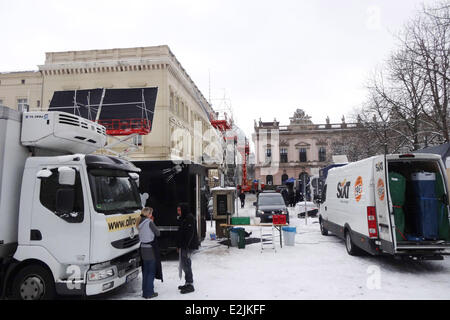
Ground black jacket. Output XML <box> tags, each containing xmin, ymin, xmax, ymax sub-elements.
<box><xmin>151</xmin><ymin>237</ymin><xmax>163</xmax><ymax>282</ymax></box>
<box><xmin>176</xmin><ymin>205</ymin><xmax>199</xmax><ymax>250</ymax></box>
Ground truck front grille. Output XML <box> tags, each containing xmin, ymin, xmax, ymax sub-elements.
<box><xmin>111</xmin><ymin>237</ymin><xmax>140</xmax><ymax>249</ymax></box>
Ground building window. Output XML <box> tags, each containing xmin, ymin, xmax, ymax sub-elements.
<box><xmin>17</xmin><ymin>99</ymin><xmax>28</xmax><ymax>112</ymax></box>
<box><xmin>21</xmin><ymin>79</ymin><xmax>25</xmax><ymax>84</ymax></box>
<box><xmin>170</xmin><ymin>92</ymin><xmax>174</xmax><ymax>111</ymax></box>
<box><xmin>37</xmin><ymin>100</ymin><xmax>41</xmax><ymax>108</ymax></box>
<box><xmin>319</xmin><ymin>147</ymin><xmax>326</xmax><ymax>162</ymax></box>
<box><xmin>266</xmin><ymin>175</ymin><xmax>273</xmax><ymax>186</ymax></box>
<box><xmin>299</xmin><ymin>148</ymin><xmax>307</xmax><ymax>162</ymax></box>
<box><xmin>265</xmin><ymin>148</ymin><xmax>272</xmax><ymax>163</ymax></box>
<box><xmin>280</xmin><ymin>148</ymin><xmax>288</xmax><ymax>163</ymax></box>
<box><xmin>133</xmin><ymin>135</ymin><xmax>143</xmax><ymax>146</ymax></box>
<box><xmin>281</xmin><ymin>173</ymin><xmax>289</xmax><ymax>184</ymax></box>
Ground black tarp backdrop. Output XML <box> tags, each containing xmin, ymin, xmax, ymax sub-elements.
<box><xmin>132</xmin><ymin>161</ymin><xmax>208</xmax><ymax>251</ymax></box>
<box><xmin>48</xmin><ymin>87</ymin><xmax>157</xmax><ymax>126</ymax></box>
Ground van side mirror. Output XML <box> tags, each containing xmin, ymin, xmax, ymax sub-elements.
<box><xmin>56</xmin><ymin>188</ymin><xmax>75</xmax><ymax>216</ymax></box>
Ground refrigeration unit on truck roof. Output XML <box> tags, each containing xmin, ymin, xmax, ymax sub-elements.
<box><xmin>21</xmin><ymin>111</ymin><xmax>107</xmax><ymax>154</ymax></box>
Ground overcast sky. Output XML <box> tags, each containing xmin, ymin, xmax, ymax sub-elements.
<box><xmin>0</xmin><ymin>0</ymin><xmax>438</xmax><ymax>144</ymax></box>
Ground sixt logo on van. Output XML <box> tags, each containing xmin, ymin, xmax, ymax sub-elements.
<box><xmin>354</xmin><ymin>176</ymin><xmax>363</xmax><ymax>202</ymax></box>
<box><xmin>337</xmin><ymin>179</ymin><xmax>351</xmax><ymax>199</ymax></box>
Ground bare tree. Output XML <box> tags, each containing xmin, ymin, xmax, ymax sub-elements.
<box><xmin>368</xmin><ymin>48</ymin><xmax>429</xmax><ymax>150</ymax></box>
<box><xmin>398</xmin><ymin>2</ymin><xmax>450</xmax><ymax>143</ymax></box>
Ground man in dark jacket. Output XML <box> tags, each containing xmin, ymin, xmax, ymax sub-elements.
<box><xmin>176</xmin><ymin>203</ymin><xmax>198</xmax><ymax>294</ymax></box>
<box><xmin>238</xmin><ymin>190</ymin><xmax>246</xmax><ymax>208</ymax></box>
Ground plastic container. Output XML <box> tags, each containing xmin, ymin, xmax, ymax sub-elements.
<box><xmin>237</xmin><ymin>228</ymin><xmax>246</xmax><ymax>249</ymax></box>
<box><xmin>282</xmin><ymin>226</ymin><xmax>296</xmax><ymax>246</ymax></box>
<box><xmin>273</xmin><ymin>214</ymin><xmax>286</xmax><ymax>225</ymax></box>
<box><xmin>411</xmin><ymin>172</ymin><xmax>439</xmax><ymax>240</ymax></box>
<box><xmin>231</xmin><ymin>217</ymin><xmax>251</xmax><ymax>225</ymax></box>
<box><xmin>230</xmin><ymin>228</ymin><xmax>239</xmax><ymax>247</ymax></box>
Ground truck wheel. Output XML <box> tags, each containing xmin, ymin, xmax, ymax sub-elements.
<box><xmin>11</xmin><ymin>265</ymin><xmax>56</xmax><ymax>300</ymax></box>
<box><xmin>345</xmin><ymin>230</ymin><xmax>361</xmax><ymax>256</ymax></box>
<box><xmin>319</xmin><ymin>219</ymin><xmax>328</xmax><ymax>236</ymax></box>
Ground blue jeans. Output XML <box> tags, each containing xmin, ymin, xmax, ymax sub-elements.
<box><xmin>180</xmin><ymin>249</ymin><xmax>193</xmax><ymax>284</ymax></box>
<box><xmin>141</xmin><ymin>259</ymin><xmax>156</xmax><ymax>297</ymax></box>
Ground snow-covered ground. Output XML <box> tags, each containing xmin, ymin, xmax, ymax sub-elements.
<box><xmin>101</xmin><ymin>193</ymin><xmax>450</xmax><ymax>300</ymax></box>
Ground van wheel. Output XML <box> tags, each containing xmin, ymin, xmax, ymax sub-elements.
<box><xmin>11</xmin><ymin>265</ymin><xmax>56</xmax><ymax>300</ymax></box>
<box><xmin>345</xmin><ymin>230</ymin><xmax>361</xmax><ymax>256</ymax></box>
<box><xmin>319</xmin><ymin>219</ymin><xmax>328</xmax><ymax>236</ymax></box>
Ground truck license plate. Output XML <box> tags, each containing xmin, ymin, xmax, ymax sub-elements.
<box><xmin>126</xmin><ymin>270</ymin><xmax>139</xmax><ymax>283</ymax></box>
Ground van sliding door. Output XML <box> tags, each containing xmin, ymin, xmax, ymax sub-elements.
<box><xmin>373</xmin><ymin>155</ymin><xmax>396</xmax><ymax>254</ymax></box>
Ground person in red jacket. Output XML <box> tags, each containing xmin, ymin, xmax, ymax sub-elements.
<box><xmin>176</xmin><ymin>203</ymin><xmax>198</xmax><ymax>294</ymax></box>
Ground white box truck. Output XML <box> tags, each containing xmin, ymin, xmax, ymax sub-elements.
<box><xmin>319</xmin><ymin>153</ymin><xmax>450</xmax><ymax>260</ymax></box>
<box><xmin>0</xmin><ymin>106</ymin><xmax>143</xmax><ymax>299</ymax></box>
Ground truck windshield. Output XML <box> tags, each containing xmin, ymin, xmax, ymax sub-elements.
<box><xmin>88</xmin><ymin>169</ymin><xmax>142</xmax><ymax>215</ymax></box>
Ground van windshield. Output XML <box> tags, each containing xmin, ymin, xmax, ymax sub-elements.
<box><xmin>88</xmin><ymin>169</ymin><xmax>142</xmax><ymax>215</ymax></box>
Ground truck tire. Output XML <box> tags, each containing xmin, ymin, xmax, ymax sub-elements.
<box><xmin>11</xmin><ymin>264</ymin><xmax>56</xmax><ymax>300</ymax></box>
<box><xmin>319</xmin><ymin>218</ymin><xmax>328</xmax><ymax>236</ymax></box>
<box><xmin>345</xmin><ymin>230</ymin><xmax>361</xmax><ymax>256</ymax></box>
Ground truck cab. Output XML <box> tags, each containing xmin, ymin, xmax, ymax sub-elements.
<box><xmin>0</xmin><ymin>106</ymin><xmax>142</xmax><ymax>299</ymax></box>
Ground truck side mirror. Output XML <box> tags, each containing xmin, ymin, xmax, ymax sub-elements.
<box><xmin>55</xmin><ymin>188</ymin><xmax>75</xmax><ymax>216</ymax></box>
<box><xmin>58</xmin><ymin>167</ymin><xmax>76</xmax><ymax>186</ymax></box>
<box><xmin>37</xmin><ymin>169</ymin><xmax>53</xmax><ymax>179</ymax></box>
<box><xmin>129</xmin><ymin>172</ymin><xmax>140</xmax><ymax>187</ymax></box>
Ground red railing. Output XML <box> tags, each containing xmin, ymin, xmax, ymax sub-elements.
<box><xmin>97</xmin><ymin>119</ymin><xmax>151</xmax><ymax>136</ymax></box>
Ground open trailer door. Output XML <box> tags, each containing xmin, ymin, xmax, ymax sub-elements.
<box><xmin>373</xmin><ymin>155</ymin><xmax>396</xmax><ymax>254</ymax></box>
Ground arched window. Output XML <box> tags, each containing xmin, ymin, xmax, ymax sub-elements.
<box><xmin>281</xmin><ymin>174</ymin><xmax>289</xmax><ymax>184</ymax></box>
<box><xmin>266</xmin><ymin>175</ymin><xmax>273</xmax><ymax>185</ymax></box>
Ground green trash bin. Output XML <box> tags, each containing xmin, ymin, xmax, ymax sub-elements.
<box><xmin>388</xmin><ymin>172</ymin><xmax>406</xmax><ymax>241</ymax></box>
<box><xmin>236</xmin><ymin>228</ymin><xmax>246</xmax><ymax>249</ymax></box>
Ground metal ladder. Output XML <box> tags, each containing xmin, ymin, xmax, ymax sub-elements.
<box><xmin>260</xmin><ymin>226</ymin><xmax>276</xmax><ymax>252</ymax></box>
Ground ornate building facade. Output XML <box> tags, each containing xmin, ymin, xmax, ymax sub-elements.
<box><xmin>0</xmin><ymin>45</ymin><xmax>221</xmax><ymax>162</ymax></box>
<box><xmin>252</xmin><ymin>109</ymin><xmax>364</xmax><ymax>186</ymax></box>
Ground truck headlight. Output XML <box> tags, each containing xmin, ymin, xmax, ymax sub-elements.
<box><xmin>87</xmin><ymin>267</ymin><xmax>116</xmax><ymax>282</ymax></box>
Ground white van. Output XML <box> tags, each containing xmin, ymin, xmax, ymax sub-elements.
<box><xmin>319</xmin><ymin>153</ymin><xmax>450</xmax><ymax>260</ymax></box>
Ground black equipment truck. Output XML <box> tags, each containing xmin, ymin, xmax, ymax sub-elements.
<box><xmin>132</xmin><ymin>161</ymin><xmax>209</xmax><ymax>251</ymax></box>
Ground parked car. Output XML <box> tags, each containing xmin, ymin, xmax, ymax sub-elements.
<box><xmin>295</xmin><ymin>201</ymin><xmax>319</xmax><ymax>217</ymax></box>
<box><xmin>254</xmin><ymin>193</ymin><xmax>289</xmax><ymax>224</ymax></box>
